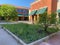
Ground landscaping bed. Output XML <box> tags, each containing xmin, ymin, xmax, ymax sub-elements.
<box><xmin>1</xmin><ymin>23</ymin><xmax>59</xmax><ymax>44</ymax></box>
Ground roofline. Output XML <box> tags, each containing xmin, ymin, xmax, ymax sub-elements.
<box><xmin>0</xmin><ymin>4</ymin><xmax>29</xmax><ymax>9</ymax></box>
<box><xmin>31</xmin><ymin>0</ymin><xmax>41</xmax><ymax>5</ymax></box>
<box><xmin>39</xmin><ymin>6</ymin><xmax>48</xmax><ymax>9</ymax></box>
<box><xmin>16</xmin><ymin>6</ymin><xmax>29</xmax><ymax>9</ymax></box>
<box><xmin>31</xmin><ymin>9</ymin><xmax>37</xmax><ymax>11</ymax></box>
<box><xmin>30</xmin><ymin>6</ymin><xmax>47</xmax><ymax>11</ymax></box>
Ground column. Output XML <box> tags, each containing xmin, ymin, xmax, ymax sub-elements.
<box><xmin>29</xmin><ymin>16</ymin><xmax>32</xmax><ymax>22</ymax></box>
<box><xmin>57</xmin><ymin>13</ymin><xmax>59</xmax><ymax>23</ymax></box>
<box><xmin>37</xmin><ymin>15</ymin><xmax>40</xmax><ymax>23</ymax></box>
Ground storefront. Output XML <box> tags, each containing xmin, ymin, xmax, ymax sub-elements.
<box><xmin>29</xmin><ymin>0</ymin><xmax>57</xmax><ymax>23</ymax></box>
<box><xmin>17</xmin><ymin>6</ymin><xmax>29</xmax><ymax>21</ymax></box>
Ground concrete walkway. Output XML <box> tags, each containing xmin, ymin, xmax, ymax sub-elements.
<box><xmin>40</xmin><ymin>32</ymin><xmax>60</xmax><ymax>45</ymax></box>
<box><xmin>0</xmin><ymin>21</ymin><xmax>32</xmax><ymax>24</ymax></box>
<box><xmin>0</xmin><ymin>28</ymin><xmax>21</xmax><ymax>45</ymax></box>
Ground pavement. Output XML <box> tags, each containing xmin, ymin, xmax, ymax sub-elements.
<box><xmin>0</xmin><ymin>28</ymin><xmax>21</xmax><ymax>45</ymax></box>
<box><xmin>0</xmin><ymin>21</ymin><xmax>60</xmax><ymax>45</ymax></box>
<box><xmin>40</xmin><ymin>32</ymin><xmax>60</xmax><ymax>45</ymax></box>
<box><xmin>0</xmin><ymin>21</ymin><xmax>32</xmax><ymax>24</ymax></box>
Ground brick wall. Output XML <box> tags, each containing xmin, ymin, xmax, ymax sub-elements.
<box><xmin>30</xmin><ymin>0</ymin><xmax>57</xmax><ymax>14</ymax></box>
<box><xmin>29</xmin><ymin>0</ymin><xmax>57</xmax><ymax>22</ymax></box>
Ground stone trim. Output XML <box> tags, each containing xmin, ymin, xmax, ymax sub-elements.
<box><xmin>31</xmin><ymin>0</ymin><xmax>41</xmax><ymax>5</ymax></box>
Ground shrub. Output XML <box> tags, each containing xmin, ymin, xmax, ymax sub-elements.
<box><xmin>2</xmin><ymin>23</ymin><xmax>59</xmax><ymax>43</ymax></box>
<box><xmin>50</xmin><ymin>13</ymin><xmax>57</xmax><ymax>24</ymax></box>
<box><xmin>0</xmin><ymin>4</ymin><xmax>18</xmax><ymax>21</ymax></box>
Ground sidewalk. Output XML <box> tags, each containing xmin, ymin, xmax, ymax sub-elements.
<box><xmin>0</xmin><ymin>28</ymin><xmax>21</xmax><ymax>45</ymax></box>
<box><xmin>0</xmin><ymin>21</ymin><xmax>32</xmax><ymax>24</ymax></box>
<box><xmin>40</xmin><ymin>32</ymin><xmax>60</xmax><ymax>45</ymax></box>
<box><xmin>47</xmin><ymin>32</ymin><xmax>60</xmax><ymax>45</ymax></box>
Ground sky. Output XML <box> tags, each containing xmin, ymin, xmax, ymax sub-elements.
<box><xmin>0</xmin><ymin>0</ymin><xmax>35</xmax><ymax>8</ymax></box>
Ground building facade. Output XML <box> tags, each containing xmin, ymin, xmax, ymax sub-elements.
<box><xmin>16</xmin><ymin>6</ymin><xmax>29</xmax><ymax>21</ymax></box>
<box><xmin>29</xmin><ymin>0</ymin><xmax>58</xmax><ymax>23</ymax></box>
<box><xmin>0</xmin><ymin>5</ymin><xmax>29</xmax><ymax>21</ymax></box>
<box><xmin>57</xmin><ymin>0</ymin><xmax>60</xmax><ymax>20</ymax></box>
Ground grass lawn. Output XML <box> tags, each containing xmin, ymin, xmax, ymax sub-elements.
<box><xmin>1</xmin><ymin>23</ymin><xmax>59</xmax><ymax>44</ymax></box>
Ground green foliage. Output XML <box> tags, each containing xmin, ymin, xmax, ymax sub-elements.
<box><xmin>50</xmin><ymin>13</ymin><xmax>57</xmax><ymax>24</ymax></box>
<box><xmin>39</xmin><ymin>12</ymin><xmax>48</xmax><ymax>24</ymax></box>
<box><xmin>59</xmin><ymin>18</ymin><xmax>60</xmax><ymax>23</ymax></box>
<box><xmin>47</xmin><ymin>27</ymin><xmax>58</xmax><ymax>33</ymax></box>
<box><xmin>38</xmin><ymin>12</ymin><xmax>57</xmax><ymax>24</ymax></box>
<box><xmin>0</xmin><ymin>4</ymin><xmax>18</xmax><ymax>21</ymax></box>
<box><xmin>1</xmin><ymin>23</ymin><xmax>58</xmax><ymax>43</ymax></box>
<box><xmin>38</xmin><ymin>12</ymin><xmax>57</xmax><ymax>33</ymax></box>
<box><xmin>38</xmin><ymin>12</ymin><xmax>51</xmax><ymax>25</ymax></box>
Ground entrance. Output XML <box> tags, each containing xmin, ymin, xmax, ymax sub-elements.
<box><xmin>24</xmin><ymin>17</ymin><xmax>28</xmax><ymax>21</ymax></box>
<box><xmin>18</xmin><ymin>16</ymin><xmax>28</xmax><ymax>21</ymax></box>
<box><xmin>18</xmin><ymin>17</ymin><xmax>23</xmax><ymax>21</ymax></box>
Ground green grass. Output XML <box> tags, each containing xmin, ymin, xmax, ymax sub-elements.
<box><xmin>1</xmin><ymin>23</ymin><xmax>59</xmax><ymax>44</ymax></box>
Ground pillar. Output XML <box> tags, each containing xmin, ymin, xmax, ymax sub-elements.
<box><xmin>34</xmin><ymin>15</ymin><xmax>37</xmax><ymax>24</ymax></box>
<box><xmin>57</xmin><ymin>13</ymin><xmax>59</xmax><ymax>23</ymax></box>
<box><xmin>37</xmin><ymin>15</ymin><xmax>40</xmax><ymax>23</ymax></box>
<box><xmin>29</xmin><ymin>15</ymin><xmax>34</xmax><ymax>24</ymax></box>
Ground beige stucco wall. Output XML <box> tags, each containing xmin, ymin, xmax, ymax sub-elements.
<box><xmin>29</xmin><ymin>10</ymin><xmax>31</xmax><ymax>21</ymax></box>
<box><xmin>57</xmin><ymin>0</ymin><xmax>60</xmax><ymax>22</ymax></box>
<box><xmin>57</xmin><ymin>0</ymin><xmax>60</xmax><ymax>10</ymax></box>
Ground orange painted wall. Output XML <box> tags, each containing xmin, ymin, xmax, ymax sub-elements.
<box><xmin>30</xmin><ymin>0</ymin><xmax>57</xmax><ymax>14</ymax></box>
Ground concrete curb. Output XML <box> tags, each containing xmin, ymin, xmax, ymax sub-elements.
<box><xmin>0</xmin><ymin>21</ymin><xmax>32</xmax><ymax>24</ymax></box>
<box><xmin>1</xmin><ymin>26</ymin><xmax>60</xmax><ymax>45</ymax></box>
<box><xmin>28</xmin><ymin>31</ymin><xmax>60</xmax><ymax>45</ymax></box>
<box><xmin>1</xmin><ymin>26</ymin><xmax>27</xmax><ymax>45</ymax></box>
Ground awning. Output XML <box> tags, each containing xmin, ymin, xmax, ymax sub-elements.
<box><xmin>18</xmin><ymin>14</ymin><xmax>23</xmax><ymax>16</ymax></box>
<box><xmin>29</xmin><ymin>10</ymin><xmax>37</xmax><ymax>16</ymax></box>
<box><xmin>57</xmin><ymin>9</ymin><xmax>60</xmax><ymax>13</ymax></box>
<box><xmin>36</xmin><ymin>7</ymin><xmax>47</xmax><ymax>15</ymax></box>
<box><xmin>24</xmin><ymin>14</ymin><xmax>28</xmax><ymax>17</ymax></box>
<box><xmin>24</xmin><ymin>15</ymin><xmax>28</xmax><ymax>17</ymax></box>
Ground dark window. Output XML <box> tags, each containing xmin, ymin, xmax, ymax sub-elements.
<box><xmin>17</xmin><ymin>9</ymin><xmax>29</xmax><ymax>16</ymax></box>
<box><xmin>59</xmin><ymin>13</ymin><xmax>60</xmax><ymax>17</ymax></box>
<box><xmin>23</xmin><ymin>9</ymin><xmax>29</xmax><ymax>16</ymax></box>
<box><xmin>17</xmin><ymin>9</ymin><xmax>23</xmax><ymax>12</ymax></box>
<box><xmin>24</xmin><ymin>17</ymin><xmax>28</xmax><ymax>21</ymax></box>
<box><xmin>23</xmin><ymin>9</ymin><xmax>26</xmax><ymax>13</ymax></box>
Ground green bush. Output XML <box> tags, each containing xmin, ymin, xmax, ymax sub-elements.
<box><xmin>1</xmin><ymin>23</ymin><xmax>59</xmax><ymax>43</ymax></box>
<box><xmin>50</xmin><ymin>13</ymin><xmax>57</xmax><ymax>24</ymax></box>
<box><xmin>47</xmin><ymin>27</ymin><xmax>58</xmax><ymax>33</ymax></box>
<box><xmin>0</xmin><ymin>4</ymin><xmax>18</xmax><ymax>21</ymax></box>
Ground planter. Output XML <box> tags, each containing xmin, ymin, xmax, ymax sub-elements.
<box><xmin>1</xmin><ymin>26</ymin><xmax>60</xmax><ymax>45</ymax></box>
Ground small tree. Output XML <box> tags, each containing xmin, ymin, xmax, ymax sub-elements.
<box><xmin>50</xmin><ymin>13</ymin><xmax>57</xmax><ymax>24</ymax></box>
<box><xmin>0</xmin><ymin>4</ymin><xmax>18</xmax><ymax>21</ymax></box>
<box><xmin>38</xmin><ymin>12</ymin><xmax>57</xmax><ymax>33</ymax></box>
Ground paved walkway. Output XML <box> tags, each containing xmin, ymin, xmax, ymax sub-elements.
<box><xmin>0</xmin><ymin>28</ymin><xmax>21</xmax><ymax>45</ymax></box>
<box><xmin>40</xmin><ymin>32</ymin><xmax>60</xmax><ymax>45</ymax></box>
<box><xmin>0</xmin><ymin>21</ymin><xmax>32</xmax><ymax>24</ymax></box>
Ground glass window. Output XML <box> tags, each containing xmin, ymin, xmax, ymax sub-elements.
<box><xmin>23</xmin><ymin>10</ymin><xmax>28</xmax><ymax>14</ymax></box>
<box><xmin>17</xmin><ymin>9</ymin><xmax>23</xmax><ymax>12</ymax></box>
<box><xmin>59</xmin><ymin>13</ymin><xmax>60</xmax><ymax>17</ymax></box>
<box><xmin>23</xmin><ymin>9</ymin><xmax>25</xmax><ymax>12</ymax></box>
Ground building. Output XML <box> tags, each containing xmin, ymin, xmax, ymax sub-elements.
<box><xmin>29</xmin><ymin>0</ymin><xmax>59</xmax><ymax>23</ymax></box>
<box><xmin>57</xmin><ymin>0</ymin><xmax>60</xmax><ymax>20</ymax></box>
<box><xmin>0</xmin><ymin>5</ymin><xmax>29</xmax><ymax>21</ymax></box>
<box><xmin>16</xmin><ymin>6</ymin><xmax>29</xmax><ymax>21</ymax></box>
